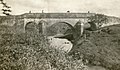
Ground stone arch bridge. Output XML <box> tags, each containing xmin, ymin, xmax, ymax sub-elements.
<box><xmin>1</xmin><ymin>12</ymin><xmax>96</xmax><ymax>35</ymax></box>
<box><xmin>22</xmin><ymin>12</ymin><xmax>95</xmax><ymax>35</ymax></box>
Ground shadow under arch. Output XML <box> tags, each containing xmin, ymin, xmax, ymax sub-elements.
<box><xmin>25</xmin><ymin>21</ymin><xmax>38</xmax><ymax>33</ymax></box>
<box><xmin>47</xmin><ymin>21</ymin><xmax>75</xmax><ymax>36</ymax></box>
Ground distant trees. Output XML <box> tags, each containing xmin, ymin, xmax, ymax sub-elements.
<box><xmin>88</xmin><ymin>14</ymin><xmax>108</xmax><ymax>29</ymax></box>
<box><xmin>0</xmin><ymin>0</ymin><xmax>12</xmax><ymax>16</ymax></box>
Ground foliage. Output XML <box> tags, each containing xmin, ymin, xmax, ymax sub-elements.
<box><xmin>0</xmin><ymin>16</ymin><xmax>6</xmax><ymax>23</ymax></box>
<box><xmin>0</xmin><ymin>0</ymin><xmax>12</xmax><ymax>16</ymax></box>
<box><xmin>0</xmin><ymin>26</ymin><xmax>86</xmax><ymax>70</ymax></box>
<box><xmin>88</xmin><ymin>14</ymin><xmax>108</xmax><ymax>28</ymax></box>
<box><xmin>69</xmin><ymin>24</ymin><xmax>120</xmax><ymax>70</ymax></box>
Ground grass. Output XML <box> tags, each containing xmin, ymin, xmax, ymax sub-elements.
<box><xmin>0</xmin><ymin>25</ymin><xmax>86</xmax><ymax>70</ymax></box>
<box><xmin>69</xmin><ymin>24</ymin><xmax>120</xmax><ymax>70</ymax></box>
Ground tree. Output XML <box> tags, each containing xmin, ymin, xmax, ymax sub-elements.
<box><xmin>88</xmin><ymin>14</ymin><xmax>108</xmax><ymax>29</ymax></box>
<box><xmin>0</xmin><ymin>0</ymin><xmax>12</xmax><ymax>16</ymax></box>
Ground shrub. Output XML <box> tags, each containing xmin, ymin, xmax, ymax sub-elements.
<box><xmin>0</xmin><ymin>30</ymin><xmax>86</xmax><ymax>70</ymax></box>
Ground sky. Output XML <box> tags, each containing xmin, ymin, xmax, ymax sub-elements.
<box><xmin>0</xmin><ymin>0</ymin><xmax>120</xmax><ymax>17</ymax></box>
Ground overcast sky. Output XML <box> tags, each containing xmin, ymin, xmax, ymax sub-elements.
<box><xmin>0</xmin><ymin>0</ymin><xmax>120</xmax><ymax>17</ymax></box>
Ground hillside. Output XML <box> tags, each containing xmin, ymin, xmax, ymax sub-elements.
<box><xmin>101</xmin><ymin>15</ymin><xmax>120</xmax><ymax>27</ymax></box>
<box><xmin>69</xmin><ymin>24</ymin><xmax>120</xmax><ymax>70</ymax></box>
<box><xmin>0</xmin><ymin>25</ymin><xmax>87</xmax><ymax>70</ymax></box>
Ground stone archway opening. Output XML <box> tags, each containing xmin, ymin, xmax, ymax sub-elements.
<box><xmin>25</xmin><ymin>21</ymin><xmax>38</xmax><ymax>33</ymax></box>
<box><xmin>47</xmin><ymin>22</ymin><xmax>74</xmax><ymax>36</ymax></box>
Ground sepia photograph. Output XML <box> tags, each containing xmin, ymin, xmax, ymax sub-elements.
<box><xmin>0</xmin><ymin>0</ymin><xmax>120</xmax><ymax>70</ymax></box>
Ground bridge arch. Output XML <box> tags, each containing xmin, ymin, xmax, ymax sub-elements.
<box><xmin>47</xmin><ymin>21</ymin><xmax>74</xmax><ymax>36</ymax></box>
<box><xmin>25</xmin><ymin>21</ymin><xmax>38</xmax><ymax>33</ymax></box>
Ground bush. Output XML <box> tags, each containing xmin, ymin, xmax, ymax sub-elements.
<box><xmin>0</xmin><ymin>30</ymin><xmax>86</xmax><ymax>70</ymax></box>
<box><xmin>69</xmin><ymin>28</ymin><xmax>120</xmax><ymax>70</ymax></box>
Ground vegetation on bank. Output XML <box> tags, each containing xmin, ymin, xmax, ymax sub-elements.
<box><xmin>69</xmin><ymin>24</ymin><xmax>120</xmax><ymax>70</ymax></box>
<box><xmin>0</xmin><ymin>26</ymin><xmax>86</xmax><ymax>70</ymax></box>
